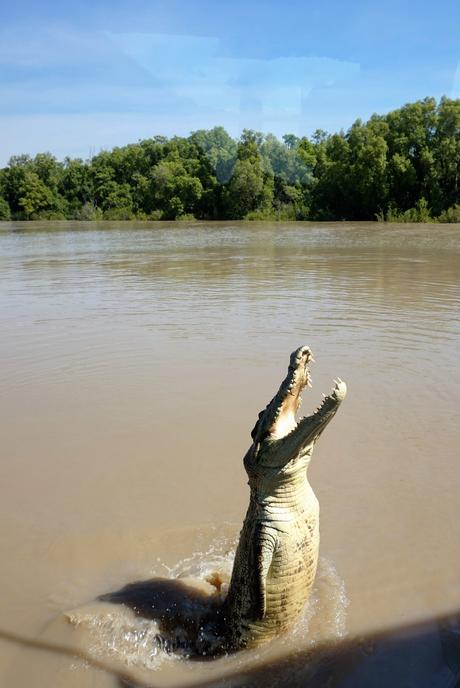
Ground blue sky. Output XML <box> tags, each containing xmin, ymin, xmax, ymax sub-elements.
<box><xmin>1</xmin><ymin>0</ymin><xmax>459</xmax><ymax>165</ymax></box>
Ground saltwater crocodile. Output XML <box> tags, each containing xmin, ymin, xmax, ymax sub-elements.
<box><xmin>93</xmin><ymin>345</ymin><xmax>346</xmax><ymax>656</ymax></box>
<box><xmin>222</xmin><ymin>345</ymin><xmax>347</xmax><ymax>649</ymax></box>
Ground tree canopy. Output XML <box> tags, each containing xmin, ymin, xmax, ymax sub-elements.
<box><xmin>1</xmin><ymin>98</ymin><xmax>459</xmax><ymax>222</ymax></box>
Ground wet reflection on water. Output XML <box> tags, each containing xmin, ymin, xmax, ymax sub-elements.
<box><xmin>0</xmin><ymin>221</ymin><xmax>459</xmax><ymax>686</ymax></box>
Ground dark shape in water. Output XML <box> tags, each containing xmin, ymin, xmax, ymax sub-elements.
<box><xmin>99</xmin><ymin>577</ymin><xmax>226</xmax><ymax>657</ymax></box>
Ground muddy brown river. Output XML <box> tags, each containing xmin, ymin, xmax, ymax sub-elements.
<box><xmin>0</xmin><ymin>221</ymin><xmax>459</xmax><ymax>687</ymax></box>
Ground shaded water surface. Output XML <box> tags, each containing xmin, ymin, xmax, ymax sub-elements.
<box><xmin>0</xmin><ymin>221</ymin><xmax>459</xmax><ymax>686</ymax></box>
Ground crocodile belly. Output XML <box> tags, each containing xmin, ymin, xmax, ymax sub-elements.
<box><xmin>243</xmin><ymin>509</ymin><xmax>319</xmax><ymax>647</ymax></box>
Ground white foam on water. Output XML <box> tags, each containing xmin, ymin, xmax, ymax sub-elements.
<box><xmin>67</xmin><ymin>606</ymin><xmax>169</xmax><ymax>671</ymax></box>
<box><xmin>65</xmin><ymin>532</ymin><xmax>348</xmax><ymax>675</ymax></box>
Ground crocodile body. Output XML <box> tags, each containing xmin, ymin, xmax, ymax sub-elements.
<box><xmin>95</xmin><ymin>346</ymin><xmax>346</xmax><ymax>657</ymax></box>
<box><xmin>223</xmin><ymin>346</ymin><xmax>346</xmax><ymax>649</ymax></box>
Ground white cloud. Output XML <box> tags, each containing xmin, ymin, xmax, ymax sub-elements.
<box><xmin>0</xmin><ymin>28</ymin><xmax>364</xmax><ymax>163</ymax></box>
<box><xmin>107</xmin><ymin>32</ymin><xmax>360</xmax><ymax>126</ymax></box>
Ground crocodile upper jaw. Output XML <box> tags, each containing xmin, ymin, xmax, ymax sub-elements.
<box><xmin>268</xmin><ymin>346</ymin><xmax>313</xmax><ymax>440</ymax></box>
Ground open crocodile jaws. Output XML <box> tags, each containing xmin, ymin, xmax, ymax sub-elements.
<box><xmin>223</xmin><ymin>345</ymin><xmax>346</xmax><ymax>650</ymax></box>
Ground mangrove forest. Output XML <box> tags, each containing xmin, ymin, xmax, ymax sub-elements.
<box><xmin>1</xmin><ymin>96</ymin><xmax>459</xmax><ymax>223</ymax></box>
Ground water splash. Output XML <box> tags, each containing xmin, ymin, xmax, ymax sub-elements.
<box><xmin>65</xmin><ymin>533</ymin><xmax>348</xmax><ymax>674</ymax></box>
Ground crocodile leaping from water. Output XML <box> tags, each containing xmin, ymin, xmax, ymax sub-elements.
<box><xmin>222</xmin><ymin>345</ymin><xmax>346</xmax><ymax>650</ymax></box>
<box><xmin>93</xmin><ymin>346</ymin><xmax>346</xmax><ymax>657</ymax></box>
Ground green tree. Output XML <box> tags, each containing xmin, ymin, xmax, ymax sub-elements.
<box><xmin>150</xmin><ymin>155</ymin><xmax>203</xmax><ymax>219</ymax></box>
<box><xmin>0</xmin><ymin>169</ymin><xmax>11</xmax><ymax>219</ymax></box>
<box><xmin>60</xmin><ymin>157</ymin><xmax>92</xmax><ymax>216</ymax></box>
<box><xmin>32</xmin><ymin>153</ymin><xmax>63</xmax><ymax>189</ymax></box>
<box><xmin>385</xmin><ymin>98</ymin><xmax>438</xmax><ymax>211</ymax></box>
<box><xmin>190</xmin><ymin>127</ymin><xmax>237</xmax><ymax>183</ymax></box>
<box><xmin>260</xmin><ymin>134</ymin><xmax>316</xmax><ymax>218</ymax></box>
<box><xmin>3</xmin><ymin>155</ymin><xmax>33</xmax><ymax>216</ymax></box>
<box><xmin>0</xmin><ymin>197</ymin><xmax>11</xmax><ymax>220</ymax></box>
<box><xmin>89</xmin><ymin>152</ymin><xmax>134</xmax><ymax>217</ymax></box>
<box><xmin>434</xmin><ymin>97</ymin><xmax>460</xmax><ymax>213</ymax></box>
<box><xmin>18</xmin><ymin>170</ymin><xmax>57</xmax><ymax>218</ymax></box>
<box><xmin>311</xmin><ymin>132</ymin><xmax>351</xmax><ymax>219</ymax></box>
<box><xmin>224</xmin><ymin>131</ymin><xmax>274</xmax><ymax>218</ymax></box>
<box><xmin>346</xmin><ymin>118</ymin><xmax>389</xmax><ymax>218</ymax></box>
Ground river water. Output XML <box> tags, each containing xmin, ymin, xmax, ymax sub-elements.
<box><xmin>0</xmin><ymin>221</ymin><xmax>459</xmax><ymax>687</ymax></box>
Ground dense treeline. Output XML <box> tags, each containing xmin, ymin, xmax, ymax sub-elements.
<box><xmin>1</xmin><ymin>97</ymin><xmax>459</xmax><ymax>223</ymax></box>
